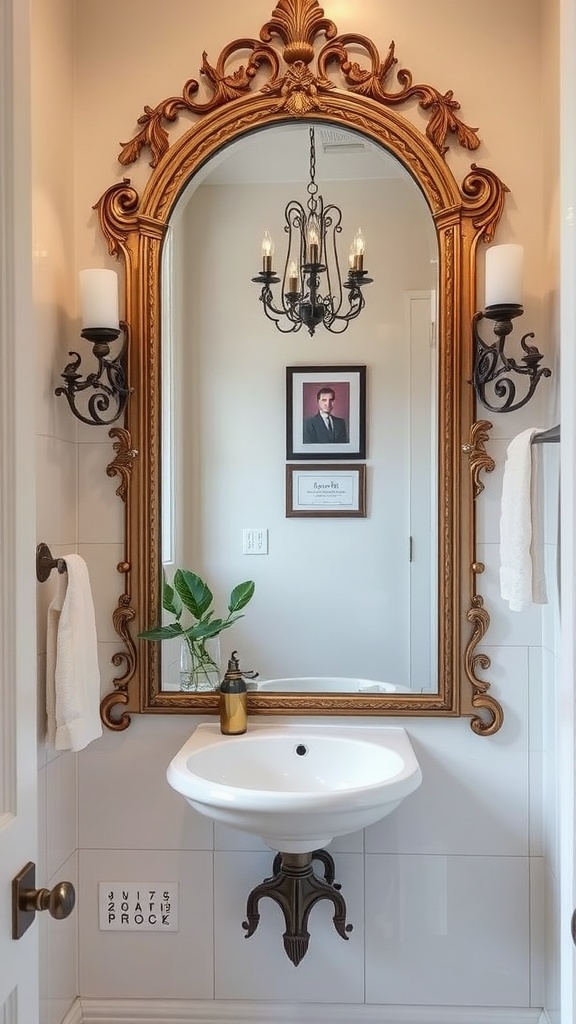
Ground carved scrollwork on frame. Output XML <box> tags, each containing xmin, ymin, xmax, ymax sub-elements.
<box><xmin>465</xmin><ymin>594</ymin><xmax>504</xmax><ymax>737</ymax></box>
<box><xmin>100</xmin><ymin>427</ymin><xmax>139</xmax><ymax>731</ymax></box>
<box><xmin>463</xmin><ymin>421</ymin><xmax>503</xmax><ymax>736</ymax></box>
<box><xmin>461</xmin><ymin>166</ymin><xmax>510</xmax><ymax>244</ymax></box>
<box><xmin>95</xmin><ymin>0</ymin><xmax>509</xmax><ymax>732</ymax></box>
<box><xmin>117</xmin><ymin>0</ymin><xmax>481</xmax><ymax>170</ymax></box>
<box><xmin>463</xmin><ymin>418</ymin><xmax>495</xmax><ymax>498</ymax></box>
<box><xmin>107</xmin><ymin>426</ymin><xmax>139</xmax><ymax>502</ymax></box>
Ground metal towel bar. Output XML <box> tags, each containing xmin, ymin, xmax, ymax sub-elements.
<box><xmin>531</xmin><ymin>425</ymin><xmax>560</xmax><ymax>444</ymax></box>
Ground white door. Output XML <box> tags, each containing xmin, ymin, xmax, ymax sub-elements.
<box><xmin>0</xmin><ymin>0</ymin><xmax>39</xmax><ymax>1019</ymax></box>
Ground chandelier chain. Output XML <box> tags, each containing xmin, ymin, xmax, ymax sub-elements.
<box><xmin>306</xmin><ymin>126</ymin><xmax>318</xmax><ymax>214</ymax></box>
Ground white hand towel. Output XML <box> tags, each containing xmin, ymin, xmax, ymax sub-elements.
<box><xmin>499</xmin><ymin>428</ymin><xmax>548</xmax><ymax>612</ymax></box>
<box><xmin>46</xmin><ymin>553</ymin><xmax>102</xmax><ymax>751</ymax></box>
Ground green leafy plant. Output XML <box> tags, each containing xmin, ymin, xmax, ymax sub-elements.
<box><xmin>138</xmin><ymin>568</ymin><xmax>255</xmax><ymax>689</ymax></box>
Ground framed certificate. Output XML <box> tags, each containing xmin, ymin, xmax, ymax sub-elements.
<box><xmin>286</xmin><ymin>464</ymin><xmax>367</xmax><ymax>518</ymax></box>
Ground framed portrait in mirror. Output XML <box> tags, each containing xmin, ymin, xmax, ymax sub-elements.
<box><xmin>286</xmin><ymin>365</ymin><xmax>366</xmax><ymax>460</ymax></box>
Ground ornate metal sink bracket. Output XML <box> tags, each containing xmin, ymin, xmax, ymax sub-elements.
<box><xmin>241</xmin><ymin>848</ymin><xmax>352</xmax><ymax>965</ymax></box>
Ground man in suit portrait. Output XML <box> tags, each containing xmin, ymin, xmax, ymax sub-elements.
<box><xmin>303</xmin><ymin>386</ymin><xmax>348</xmax><ymax>444</ymax></box>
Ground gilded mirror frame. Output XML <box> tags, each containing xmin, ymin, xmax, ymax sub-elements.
<box><xmin>98</xmin><ymin>0</ymin><xmax>504</xmax><ymax>734</ymax></box>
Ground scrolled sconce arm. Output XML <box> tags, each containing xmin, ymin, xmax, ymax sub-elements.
<box><xmin>55</xmin><ymin>322</ymin><xmax>131</xmax><ymax>426</ymax></box>
<box><xmin>472</xmin><ymin>303</ymin><xmax>551</xmax><ymax>414</ymax></box>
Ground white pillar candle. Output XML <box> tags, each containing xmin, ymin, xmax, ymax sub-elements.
<box><xmin>79</xmin><ymin>269</ymin><xmax>119</xmax><ymax>329</ymax></box>
<box><xmin>485</xmin><ymin>244</ymin><xmax>524</xmax><ymax>308</ymax></box>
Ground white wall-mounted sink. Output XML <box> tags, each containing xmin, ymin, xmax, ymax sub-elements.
<box><xmin>167</xmin><ymin>722</ymin><xmax>422</xmax><ymax>853</ymax></box>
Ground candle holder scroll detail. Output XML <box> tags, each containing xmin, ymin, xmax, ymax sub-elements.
<box><xmin>55</xmin><ymin>323</ymin><xmax>131</xmax><ymax>426</ymax></box>
<box><xmin>472</xmin><ymin>303</ymin><xmax>551</xmax><ymax>414</ymax></box>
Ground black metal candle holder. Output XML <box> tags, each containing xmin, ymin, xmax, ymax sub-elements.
<box><xmin>472</xmin><ymin>302</ymin><xmax>551</xmax><ymax>413</ymax></box>
<box><xmin>55</xmin><ymin>323</ymin><xmax>131</xmax><ymax>426</ymax></box>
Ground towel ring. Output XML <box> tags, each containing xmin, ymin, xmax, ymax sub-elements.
<box><xmin>36</xmin><ymin>543</ymin><xmax>67</xmax><ymax>583</ymax></box>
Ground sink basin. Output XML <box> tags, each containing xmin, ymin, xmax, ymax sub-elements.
<box><xmin>256</xmin><ymin>676</ymin><xmax>411</xmax><ymax>693</ymax></box>
<box><xmin>167</xmin><ymin>722</ymin><xmax>422</xmax><ymax>853</ymax></box>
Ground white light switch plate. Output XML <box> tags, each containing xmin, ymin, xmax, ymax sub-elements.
<box><xmin>242</xmin><ymin>528</ymin><xmax>268</xmax><ymax>554</ymax></box>
<box><xmin>99</xmin><ymin>882</ymin><xmax>179</xmax><ymax>931</ymax></box>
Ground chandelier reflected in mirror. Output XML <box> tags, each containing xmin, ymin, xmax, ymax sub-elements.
<box><xmin>252</xmin><ymin>127</ymin><xmax>372</xmax><ymax>336</ymax></box>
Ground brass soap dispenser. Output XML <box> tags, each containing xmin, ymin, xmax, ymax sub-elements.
<box><xmin>219</xmin><ymin>651</ymin><xmax>258</xmax><ymax>735</ymax></box>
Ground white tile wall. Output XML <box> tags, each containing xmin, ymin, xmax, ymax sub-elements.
<box><xmin>78</xmin><ymin>849</ymin><xmax>214</xmax><ymax>1000</ymax></box>
<box><xmin>77</xmin><ymin>443</ymin><xmax>124</xmax><ymax>544</ymax></box>
<box><xmin>78</xmin><ymin>717</ymin><xmax>214</xmax><ymax>852</ymax></box>
<box><xmin>365</xmin><ymin>855</ymin><xmax>530</xmax><ymax>1007</ymax></box>
<box><xmin>36</xmin><ymin>434</ymin><xmax>78</xmax><ymax>546</ymax></box>
<box><xmin>46</xmin><ymin>751</ymin><xmax>78</xmax><ymax>878</ymax></box>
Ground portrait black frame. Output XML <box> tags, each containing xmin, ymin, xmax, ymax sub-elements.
<box><xmin>286</xmin><ymin>364</ymin><xmax>367</xmax><ymax>460</ymax></box>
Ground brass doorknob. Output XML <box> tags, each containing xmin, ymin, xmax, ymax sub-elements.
<box><xmin>21</xmin><ymin>880</ymin><xmax>76</xmax><ymax>920</ymax></box>
<box><xmin>12</xmin><ymin>862</ymin><xmax>76</xmax><ymax>939</ymax></box>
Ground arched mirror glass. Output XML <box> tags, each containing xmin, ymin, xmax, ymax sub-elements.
<box><xmin>161</xmin><ymin>123</ymin><xmax>438</xmax><ymax>694</ymax></box>
<box><xmin>97</xmin><ymin>0</ymin><xmax>506</xmax><ymax>733</ymax></box>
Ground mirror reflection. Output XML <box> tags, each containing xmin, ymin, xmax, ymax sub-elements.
<box><xmin>160</xmin><ymin>123</ymin><xmax>439</xmax><ymax>694</ymax></box>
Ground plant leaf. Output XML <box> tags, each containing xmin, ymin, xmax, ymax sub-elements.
<box><xmin>184</xmin><ymin>619</ymin><xmax>226</xmax><ymax>641</ymax></box>
<box><xmin>138</xmin><ymin>622</ymin><xmax>184</xmax><ymax>642</ymax></box>
<box><xmin>185</xmin><ymin>613</ymin><xmax>249</xmax><ymax>641</ymax></box>
<box><xmin>162</xmin><ymin>577</ymin><xmax>182</xmax><ymax>618</ymax></box>
<box><xmin>228</xmin><ymin>580</ymin><xmax>255</xmax><ymax>614</ymax></box>
<box><xmin>174</xmin><ymin>569</ymin><xmax>213</xmax><ymax>619</ymax></box>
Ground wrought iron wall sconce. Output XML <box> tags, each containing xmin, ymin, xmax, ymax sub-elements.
<box><xmin>472</xmin><ymin>244</ymin><xmax>551</xmax><ymax>413</ymax></box>
<box><xmin>55</xmin><ymin>269</ymin><xmax>130</xmax><ymax>426</ymax></box>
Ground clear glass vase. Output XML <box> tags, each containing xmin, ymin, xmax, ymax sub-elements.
<box><xmin>179</xmin><ymin>637</ymin><xmax>221</xmax><ymax>692</ymax></box>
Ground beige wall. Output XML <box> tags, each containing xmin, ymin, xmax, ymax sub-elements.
<box><xmin>31</xmin><ymin>0</ymin><xmax>560</xmax><ymax>1019</ymax></box>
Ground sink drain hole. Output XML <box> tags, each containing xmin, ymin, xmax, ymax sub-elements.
<box><xmin>295</xmin><ymin>744</ymin><xmax>308</xmax><ymax>756</ymax></box>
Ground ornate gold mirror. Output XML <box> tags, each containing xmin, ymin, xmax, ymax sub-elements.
<box><xmin>98</xmin><ymin>0</ymin><xmax>504</xmax><ymax>734</ymax></box>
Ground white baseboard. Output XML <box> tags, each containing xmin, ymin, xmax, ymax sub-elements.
<box><xmin>78</xmin><ymin>998</ymin><xmax>544</xmax><ymax>1024</ymax></box>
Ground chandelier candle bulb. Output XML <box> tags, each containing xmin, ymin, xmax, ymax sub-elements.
<box><xmin>262</xmin><ymin>230</ymin><xmax>274</xmax><ymax>273</ymax></box>
<box><xmin>351</xmin><ymin>228</ymin><xmax>365</xmax><ymax>272</ymax></box>
<box><xmin>485</xmin><ymin>243</ymin><xmax>524</xmax><ymax>308</ymax></box>
<box><xmin>287</xmin><ymin>261</ymin><xmax>299</xmax><ymax>294</ymax></box>
<box><xmin>79</xmin><ymin>269</ymin><xmax>119</xmax><ymax>329</ymax></box>
<box><xmin>307</xmin><ymin>217</ymin><xmax>320</xmax><ymax>264</ymax></box>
